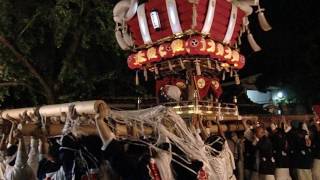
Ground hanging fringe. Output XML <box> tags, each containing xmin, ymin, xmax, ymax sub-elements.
<box><xmin>135</xmin><ymin>70</ymin><xmax>139</xmax><ymax>86</ymax></box>
<box><xmin>238</xmin><ymin>36</ymin><xmax>242</xmax><ymax>46</ymax></box>
<box><xmin>195</xmin><ymin>61</ymin><xmax>201</xmax><ymax>75</ymax></box>
<box><xmin>143</xmin><ymin>67</ymin><xmax>148</xmax><ymax>81</ymax></box>
<box><xmin>230</xmin><ymin>69</ymin><xmax>233</xmax><ymax>77</ymax></box>
<box><xmin>207</xmin><ymin>59</ymin><xmax>212</xmax><ymax>69</ymax></box>
<box><xmin>215</xmin><ymin>61</ymin><xmax>221</xmax><ymax>71</ymax></box>
<box><xmin>168</xmin><ymin>61</ymin><xmax>173</xmax><ymax>71</ymax></box>
<box><xmin>256</xmin><ymin>5</ymin><xmax>272</xmax><ymax>31</ymax></box>
<box><xmin>247</xmin><ymin>28</ymin><xmax>261</xmax><ymax>52</ymax></box>
<box><xmin>222</xmin><ymin>71</ymin><xmax>225</xmax><ymax>81</ymax></box>
<box><xmin>235</xmin><ymin>71</ymin><xmax>240</xmax><ymax>85</ymax></box>
<box><xmin>179</xmin><ymin>59</ymin><xmax>185</xmax><ymax>69</ymax></box>
<box><xmin>154</xmin><ymin>64</ymin><xmax>159</xmax><ymax>76</ymax></box>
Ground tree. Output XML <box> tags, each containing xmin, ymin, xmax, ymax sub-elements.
<box><xmin>0</xmin><ymin>0</ymin><xmax>141</xmax><ymax>107</ymax></box>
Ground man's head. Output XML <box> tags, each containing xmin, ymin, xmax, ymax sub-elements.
<box><xmin>255</xmin><ymin>127</ymin><xmax>265</xmax><ymax>139</ymax></box>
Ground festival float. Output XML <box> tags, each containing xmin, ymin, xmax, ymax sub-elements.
<box><xmin>113</xmin><ymin>0</ymin><xmax>272</xmax><ymax>124</ymax></box>
<box><xmin>1</xmin><ymin>1</ymin><xmax>318</xmax><ymax>180</ymax></box>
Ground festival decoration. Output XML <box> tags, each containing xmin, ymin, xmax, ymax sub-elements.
<box><xmin>186</xmin><ymin>36</ymin><xmax>207</xmax><ymax>55</ymax></box>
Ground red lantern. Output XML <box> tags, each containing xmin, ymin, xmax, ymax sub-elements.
<box><xmin>127</xmin><ymin>53</ymin><xmax>142</xmax><ymax>70</ymax></box>
<box><xmin>233</xmin><ymin>55</ymin><xmax>245</xmax><ymax>70</ymax></box>
<box><xmin>135</xmin><ymin>50</ymin><xmax>148</xmax><ymax>65</ymax></box>
<box><xmin>206</xmin><ymin>39</ymin><xmax>216</xmax><ymax>59</ymax></box>
<box><xmin>186</xmin><ymin>35</ymin><xmax>207</xmax><ymax>55</ymax></box>
<box><xmin>215</xmin><ymin>43</ymin><xmax>225</xmax><ymax>61</ymax></box>
<box><xmin>171</xmin><ymin>39</ymin><xmax>186</xmax><ymax>56</ymax></box>
<box><xmin>147</xmin><ymin>47</ymin><xmax>161</xmax><ymax>63</ymax></box>
<box><xmin>224</xmin><ymin>46</ymin><xmax>232</xmax><ymax>62</ymax></box>
<box><xmin>226</xmin><ymin>49</ymin><xmax>239</xmax><ymax>65</ymax></box>
<box><xmin>158</xmin><ymin>42</ymin><xmax>173</xmax><ymax>59</ymax></box>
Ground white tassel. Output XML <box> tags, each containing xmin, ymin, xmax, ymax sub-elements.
<box><xmin>168</xmin><ymin>61</ymin><xmax>173</xmax><ymax>71</ymax></box>
<box><xmin>247</xmin><ymin>28</ymin><xmax>262</xmax><ymax>52</ymax></box>
<box><xmin>235</xmin><ymin>71</ymin><xmax>240</xmax><ymax>85</ymax></box>
<box><xmin>256</xmin><ymin>6</ymin><xmax>272</xmax><ymax>31</ymax></box>
<box><xmin>230</xmin><ymin>70</ymin><xmax>233</xmax><ymax>77</ymax></box>
<box><xmin>222</xmin><ymin>71</ymin><xmax>225</xmax><ymax>81</ymax></box>
<box><xmin>238</xmin><ymin>36</ymin><xmax>242</xmax><ymax>46</ymax></box>
<box><xmin>195</xmin><ymin>61</ymin><xmax>201</xmax><ymax>75</ymax></box>
<box><xmin>135</xmin><ymin>71</ymin><xmax>139</xmax><ymax>86</ymax></box>
<box><xmin>215</xmin><ymin>61</ymin><xmax>221</xmax><ymax>71</ymax></box>
<box><xmin>154</xmin><ymin>64</ymin><xmax>159</xmax><ymax>76</ymax></box>
<box><xmin>207</xmin><ymin>59</ymin><xmax>212</xmax><ymax>69</ymax></box>
<box><xmin>179</xmin><ymin>59</ymin><xmax>185</xmax><ymax>69</ymax></box>
<box><xmin>143</xmin><ymin>67</ymin><xmax>148</xmax><ymax>81</ymax></box>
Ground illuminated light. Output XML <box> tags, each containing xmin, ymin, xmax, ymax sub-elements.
<box><xmin>136</xmin><ymin>51</ymin><xmax>147</xmax><ymax>63</ymax></box>
<box><xmin>137</xmin><ymin>4</ymin><xmax>152</xmax><ymax>44</ymax></box>
<box><xmin>173</xmin><ymin>106</ymin><xmax>181</xmax><ymax>109</ymax></box>
<box><xmin>216</xmin><ymin>43</ymin><xmax>224</xmax><ymax>56</ymax></box>
<box><xmin>171</xmin><ymin>39</ymin><xmax>185</xmax><ymax>54</ymax></box>
<box><xmin>221</xmin><ymin>63</ymin><xmax>230</xmax><ymax>68</ymax></box>
<box><xmin>201</xmin><ymin>0</ymin><xmax>217</xmax><ymax>34</ymax></box>
<box><xmin>206</xmin><ymin>39</ymin><xmax>216</xmax><ymax>53</ymax></box>
<box><xmin>187</xmin><ymin>105</ymin><xmax>195</xmax><ymax>108</ymax></box>
<box><xmin>188</xmin><ymin>110</ymin><xmax>194</xmax><ymax>114</ymax></box>
<box><xmin>150</xmin><ymin>9</ymin><xmax>161</xmax><ymax>31</ymax></box>
<box><xmin>200</xmin><ymin>38</ymin><xmax>207</xmax><ymax>52</ymax></box>
<box><xmin>158</xmin><ymin>44</ymin><xmax>167</xmax><ymax>57</ymax></box>
<box><xmin>231</xmin><ymin>50</ymin><xmax>240</xmax><ymax>62</ymax></box>
<box><xmin>176</xmin><ymin>111</ymin><xmax>183</xmax><ymax>114</ymax></box>
<box><xmin>277</xmin><ymin>92</ymin><xmax>284</xmax><ymax>98</ymax></box>
<box><xmin>224</xmin><ymin>46</ymin><xmax>232</xmax><ymax>59</ymax></box>
<box><xmin>195</xmin><ymin>110</ymin><xmax>203</xmax><ymax>114</ymax></box>
<box><xmin>147</xmin><ymin>47</ymin><xmax>159</xmax><ymax>60</ymax></box>
<box><xmin>206</xmin><ymin>111</ymin><xmax>213</xmax><ymax>114</ymax></box>
<box><xmin>166</xmin><ymin>0</ymin><xmax>182</xmax><ymax>35</ymax></box>
<box><xmin>223</xmin><ymin>4</ymin><xmax>238</xmax><ymax>44</ymax></box>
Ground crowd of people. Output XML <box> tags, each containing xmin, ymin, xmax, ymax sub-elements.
<box><xmin>226</xmin><ymin>117</ymin><xmax>320</xmax><ymax>180</ymax></box>
<box><xmin>0</xmin><ymin>103</ymin><xmax>319</xmax><ymax>180</ymax></box>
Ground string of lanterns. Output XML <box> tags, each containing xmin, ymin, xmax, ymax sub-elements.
<box><xmin>127</xmin><ymin>35</ymin><xmax>245</xmax><ymax>70</ymax></box>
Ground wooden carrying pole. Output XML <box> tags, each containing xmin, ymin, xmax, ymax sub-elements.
<box><xmin>1</xmin><ymin>100</ymin><xmax>106</xmax><ymax>119</ymax></box>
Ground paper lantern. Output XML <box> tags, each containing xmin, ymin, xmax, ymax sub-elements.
<box><xmin>158</xmin><ymin>42</ymin><xmax>174</xmax><ymax>59</ymax></box>
<box><xmin>127</xmin><ymin>53</ymin><xmax>142</xmax><ymax>69</ymax></box>
<box><xmin>171</xmin><ymin>39</ymin><xmax>186</xmax><ymax>56</ymax></box>
<box><xmin>215</xmin><ymin>43</ymin><xmax>225</xmax><ymax>61</ymax></box>
<box><xmin>226</xmin><ymin>49</ymin><xmax>239</xmax><ymax>65</ymax></box>
<box><xmin>224</xmin><ymin>46</ymin><xmax>232</xmax><ymax>61</ymax></box>
<box><xmin>185</xmin><ymin>35</ymin><xmax>207</xmax><ymax>55</ymax></box>
<box><xmin>147</xmin><ymin>47</ymin><xmax>161</xmax><ymax>63</ymax></box>
<box><xmin>206</xmin><ymin>39</ymin><xmax>216</xmax><ymax>59</ymax></box>
<box><xmin>233</xmin><ymin>55</ymin><xmax>245</xmax><ymax>70</ymax></box>
<box><xmin>135</xmin><ymin>50</ymin><xmax>148</xmax><ymax>64</ymax></box>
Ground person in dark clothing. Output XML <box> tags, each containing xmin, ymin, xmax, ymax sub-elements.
<box><xmin>242</xmin><ymin>119</ymin><xmax>258</xmax><ymax>180</ymax></box>
<box><xmin>269</xmin><ymin>123</ymin><xmax>291</xmax><ymax>180</ymax></box>
<box><xmin>310</xmin><ymin>122</ymin><xmax>320</xmax><ymax>180</ymax></box>
<box><xmin>253</xmin><ymin>127</ymin><xmax>275</xmax><ymax>180</ymax></box>
<box><xmin>287</xmin><ymin>121</ymin><xmax>312</xmax><ymax>180</ymax></box>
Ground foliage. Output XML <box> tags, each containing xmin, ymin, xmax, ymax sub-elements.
<box><xmin>0</xmin><ymin>0</ymin><xmax>141</xmax><ymax>107</ymax></box>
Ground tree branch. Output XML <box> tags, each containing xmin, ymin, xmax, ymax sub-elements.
<box><xmin>0</xmin><ymin>35</ymin><xmax>55</xmax><ymax>103</ymax></box>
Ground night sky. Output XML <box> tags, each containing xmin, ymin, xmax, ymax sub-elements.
<box><xmin>234</xmin><ymin>0</ymin><xmax>319</xmax><ymax>105</ymax></box>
